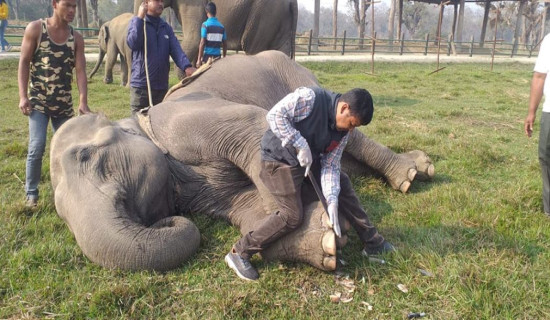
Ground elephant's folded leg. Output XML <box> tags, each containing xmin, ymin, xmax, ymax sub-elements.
<box><xmin>260</xmin><ymin>200</ymin><xmax>338</xmax><ymax>271</ymax></box>
<box><xmin>400</xmin><ymin>150</ymin><xmax>435</xmax><ymax>181</ymax></box>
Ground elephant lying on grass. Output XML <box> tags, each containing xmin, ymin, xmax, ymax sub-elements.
<box><xmin>50</xmin><ymin>51</ymin><xmax>434</xmax><ymax>272</ymax></box>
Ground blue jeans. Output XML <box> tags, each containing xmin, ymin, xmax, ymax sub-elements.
<box><xmin>25</xmin><ymin>110</ymin><xmax>70</xmax><ymax>199</ymax></box>
<box><xmin>0</xmin><ymin>19</ymin><xmax>9</xmax><ymax>51</ymax></box>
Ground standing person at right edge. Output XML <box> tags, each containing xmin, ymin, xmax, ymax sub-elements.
<box><xmin>0</xmin><ymin>0</ymin><xmax>12</xmax><ymax>52</ymax></box>
<box><xmin>127</xmin><ymin>0</ymin><xmax>196</xmax><ymax>115</ymax></box>
<box><xmin>525</xmin><ymin>33</ymin><xmax>550</xmax><ymax>217</ymax></box>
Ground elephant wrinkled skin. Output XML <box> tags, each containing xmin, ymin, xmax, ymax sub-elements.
<box><xmin>134</xmin><ymin>0</ymin><xmax>297</xmax><ymax>66</ymax></box>
<box><xmin>51</xmin><ymin>51</ymin><xmax>434</xmax><ymax>272</ymax></box>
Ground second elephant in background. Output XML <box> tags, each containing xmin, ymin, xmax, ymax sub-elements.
<box><xmin>89</xmin><ymin>13</ymin><xmax>133</xmax><ymax>86</ymax></box>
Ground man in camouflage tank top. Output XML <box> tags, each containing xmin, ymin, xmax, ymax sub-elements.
<box><xmin>18</xmin><ymin>0</ymin><xmax>91</xmax><ymax>208</ymax></box>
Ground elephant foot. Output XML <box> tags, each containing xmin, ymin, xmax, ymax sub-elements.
<box><xmin>400</xmin><ymin>150</ymin><xmax>434</xmax><ymax>181</ymax></box>
<box><xmin>103</xmin><ymin>77</ymin><xmax>113</xmax><ymax>84</ymax></box>
<box><xmin>261</xmin><ymin>201</ymin><xmax>340</xmax><ymax>271</ymax></box>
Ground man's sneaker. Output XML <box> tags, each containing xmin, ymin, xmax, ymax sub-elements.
<box><xmin>362</xmin><ymin>240</ymin><xmax>396</xmax><ymax>257</ymax></box>
<box><xmin>25</xmin><ymin>197</ymin><xmax>38</xmax><ymax>209</ymax></box>
<box><xmin>6</xmin><ymin>44</ymin><xmax>12</xmax><ymax>52</ymax></box>
<box><xmin>225</xmin><ymin>249</ymin><xmax>259</xmax><ymax>281</ymax></box>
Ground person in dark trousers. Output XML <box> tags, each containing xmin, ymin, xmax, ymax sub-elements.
<box><xmin>525</xmin><ymin>33</ymin><xmax>550</xmax><ymax>217</ymax></box>
<box><xmin>225</xmin><ymin>86</ymin><xmax>395</xmax><ymax>281</ymax></box>
<box><xmin>196</xmin><ymin>2</ymin><xmax>226</xmax><ymax>67</ymax></box>
<box><xmin>127</xmin><ymin>0</ymin><xmax>196</xmax><ymax>114</ymax></box>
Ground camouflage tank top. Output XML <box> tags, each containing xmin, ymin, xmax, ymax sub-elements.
<box><xmin>29</xmin><ymin>19</ymin><xmax>75</xmax><ymax>118</ymax></box>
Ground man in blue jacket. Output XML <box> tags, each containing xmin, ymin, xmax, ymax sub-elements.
<box><xmin>127</xmin><ymin>0</ymin><xmax>196</xmax><ymax>114</ymax></box>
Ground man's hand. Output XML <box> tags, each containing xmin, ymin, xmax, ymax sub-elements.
<box><xmin>525</xmin><ymin>114</ymin><xmax>536</xmax><ymax>137</ymax></box>
<box><xmin>297</xmin><ymin>145</ymin><xmax>312</xmax><ymax>177</ymax></box>
<box><xmin>327</xmin><ymin>203</ymin><xmax>341</xmax><ymax>237</ymax></box>
<box><xmin>19</xmin><ymin>97</ymin><xmax>31</xmax><ymax>116</ymax></box>
<box><xmin>78</xmin><ymin>104</ymin><xmax>91</xmax><ymax>115</ymax></box>
<box><xmin>184</xmin><ymin>66</ymin><xmax>197</xmax><ymax>77</ymax></box>
<box><xmin>138</xmin><ymin>1</ymin><xmax>147</xmax><ymax>19</ymax></box>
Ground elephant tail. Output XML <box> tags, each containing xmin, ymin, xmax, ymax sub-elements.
<box><xmin>89</xmin><ymin>48</ymin><xmax>105</xmax><ymax>79</ymax></box>
<box><xmin>290</xmin><ymin>0</ymin><xmax>298</xmax><ymax>59</ymax></box>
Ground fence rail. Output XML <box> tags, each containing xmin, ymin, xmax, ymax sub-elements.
<box><xmin>2</xmin><ymin>25</ymin><xmax>541</xmax><ymax>59</ymax></box>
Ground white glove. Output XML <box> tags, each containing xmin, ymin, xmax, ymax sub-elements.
<box><xmin>327</xmin><ymin>203</ymin><xmax>341</xmax><ymax>237</ymax></box>
<box><xmin>297</xmin><ymin>146</ymin><xmax>312</xmax><ymax>177</ymax></box>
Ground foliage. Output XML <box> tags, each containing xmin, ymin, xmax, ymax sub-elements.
<box><xmin>1</xmin><ymin>57</ymin><xmax>550</xmax><ymax>319</ymax></box>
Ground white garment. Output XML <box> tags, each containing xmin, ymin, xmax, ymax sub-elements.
<box><xmin>534</xmin><ymin>34</ymin><xmax>550</xmax><ymax>112</ymax></box>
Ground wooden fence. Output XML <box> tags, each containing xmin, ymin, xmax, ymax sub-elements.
<box><xmin>2</xmin><ymin>25</ymin><xmax>541</xmax><ymax>59</ymax></box>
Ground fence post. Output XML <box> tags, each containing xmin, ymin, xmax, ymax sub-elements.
<box><xmin>424</xmin><ymin>33</ymin><xmax>429</xmax><ymax>56</ymax></box>
<box><xmin>341</xmin><ymin>30</ymin><xmax>346</xmax><ymax>55</ymax></box>
<box><xmin>400</xmin><ymin>33</ymin><xmax>405</xmax><ymax>55</ymax></box>
<box><xmin>307</xmin><ymin>29</ymin><xmax>312</xmax><ymax>56</ymax></box>
<box><xmin>469</xmin><ymin>35</ymin><xmax>474</xmax><ymax>57</ymax></box>
<box><xmin>447</xmin><ymin>34</ymin><xmax>452</xmax><ymax>56</ymax></box>
<box><xmin>510</xmin><ymin>41</ymin><xmax>516</xmax><ymax>58</ymax></box>
<box><xmin>529</xmin><ymin>43</ymin><xmax>534</xmax><ymax>58</ymax></box>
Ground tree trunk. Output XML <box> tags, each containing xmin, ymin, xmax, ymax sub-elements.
<box><xmin>480</xmin><ymin>0</ymin><xmax>491</xmax><ymax>48</ymax></box>
<box><xmin>541</xmin><ymin>3</ymin><xmax>548</xmax><ymax>44</ymax></box>
<box><xmin>333</xmin><ymin>0</ymin><xmax>338</xmax><ymax>49</ymax></box>
<box><xmin>456</xmin><ymin>0</ymin><xmax>465</xmax><ymax>42</ymax></box>
<box><xmin>512</xmin><ymin>0</ymin><xmax>526</xmax><ymax>55</ymax></box>
<box><xmin>397</xmin><ymin>0</ymin><xmax>403</xmax><ymax>42</ymax></box>
<box><xmin>313</xmin><ymin>0</ymin><xmax>320</xmax><ymax>51</ymax></box>
<box><xmin>10</xmin><ymin>0</ymin><xmax>19</xmax><ymax>20</ymax></box>
<box><xmin>388</xmin><ymin>0</ymin><xmax>396</xmax><ymax>48</ymax></box>
<box><xmin>89</xmin><ymin>0</ymin><xmax>99</xmax><ymax>28</ymax></box>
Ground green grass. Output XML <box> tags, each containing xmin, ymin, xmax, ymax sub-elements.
<box><xmin>1</xmin><ymin>58</ymin><xmax>550</xmax><ymax>319</ymax></box>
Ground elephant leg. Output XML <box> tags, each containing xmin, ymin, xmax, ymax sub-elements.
<box><xmin>103</xmin><ymin>47</ymin><xmax>117</xmax><ymax>84</ymax></box>
<box><xmin>227</xmin><ymin>185</ymin><xmax>339</xmax><ymax>272</ymax></box>
<box><xmin>120</xmin><ymin>55</ymin><xmax>128</xmax><ymax>87</ymax></box>
<box><xmin>343</xmin><ymin>130</ymin><xmax>434</xmax><ymax>193</ymax></box>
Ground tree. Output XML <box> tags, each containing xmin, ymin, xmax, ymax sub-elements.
<box><xmin>313</xmin><ymin>0</ymin><xmax>320</xmax><ymax>50</ymax></box>
<box><xmin>89</xmin><ymin>0</ymin><xmax>99</xmax><ymax>27</ymax></box>
<box><xmin>333</xmin><ymin>0</ymin><xmax>338</xmax><ymax>49</ymax></box>
<box><xmin>402</xmin><ymin>1</ymin><xmax>429</xmax><ymax>39</ymax></box>
<box><xmin>349</xmin><ymin>0</ymin><xmax>370</xmax><ymax>49</ymax></box>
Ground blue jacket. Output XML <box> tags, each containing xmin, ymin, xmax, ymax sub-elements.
<box><xmin>127</xmin><ymin>15</ymin><xmax>191</xmax><ymax>90</ymax></box>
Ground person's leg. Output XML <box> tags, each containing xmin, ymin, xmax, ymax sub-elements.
<box><xmin>0</xmin><ymin>20</ymin><xmax>6</xmax><ymax>51</ymax></box>
<box><xmin>25</xmin><ymin>110</ymin><xmax>50</xmax><ymax>202</ymax></box>
<box><xmin>538</xmin><ymin>112</ymin><xmax>550</xmax><ymax>215</ymax></box>
<box><xmin>338</xmin><ymin>172</ymin><xmax>386</xmax><ymax>248</ymax></box>
<box><xmin>129</xmin><ymin>87</ymin><xmax>149</xmax><ymax>114</ymax></box>
<box><xmin>151</xmin><ymin>89</ymin><xmax>168</xmax><ymax>106</ymax></box>
<box><xmin>233</xmin><ymin>161</ymin><xmax>306</xmax><ymax>259</ymax></box>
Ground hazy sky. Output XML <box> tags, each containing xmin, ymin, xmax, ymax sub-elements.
<box><xmin>298</xmin><ymin>0</ymin><xmax>335</xmax><ymax>13</ymax></box>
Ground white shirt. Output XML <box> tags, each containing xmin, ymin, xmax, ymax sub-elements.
<box><xmin>534</xmin><ymin>34</ymin><xmax>550</xmax><ymax>112</ymax></box>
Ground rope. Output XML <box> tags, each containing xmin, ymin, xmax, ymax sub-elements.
<box><xmin>143</xmin><ymin>16</ymin><xmax>153</xmax><ymax>108</ymax></box>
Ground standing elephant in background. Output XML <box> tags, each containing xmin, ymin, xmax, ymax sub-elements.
<box><xmin>50</xmin><ymin>51</ymin><xmax>434</xmax><ymax>272</ymax></box>
<box><xmin>133</xmin><ymin>0</ymin><xmax>297</xmax><ymax>67</ymax></box>
<box><xmin>89</xmin><ymin>13</ymin><xmax>133</xmax><ymax>86</ymax></box>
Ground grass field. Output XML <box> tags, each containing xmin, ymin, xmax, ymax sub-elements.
<box><xmin>1</xmin><ymin>58</ymin><xmax>549</xmax><ymax>319</ymax></box>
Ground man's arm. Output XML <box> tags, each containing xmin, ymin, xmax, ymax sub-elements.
<box><xmin>126</xmin><ymin>16</ymin><xmax>144</xmax><ymax>51</ymax></box>
<box><xmin>17</xmin><ymin>20</ymin><xmax>40</xmax><ymax>116</ymax></box>
<box><xmin>525</xmin><ymin>72</ymin><xmax>546</xmax><ymax>137</ymax></box>
<box><xmin>197</xmin><ymin>37</ymin><xmax>205</xmax><ymax>67</ymax></box>
<box><xmin>267</xmin><ymin>87</ymin><xmax>315</xmax><ymax>150</ymax></box>
<box><xmin>320</xmin><ymin>134</ymin><xmax>349</xmax><ymax>206</ymax></box>
<box><xmin>73</xmin><ymin>31</ymin><xmax>90</xmax><ymax>114</ymax></box>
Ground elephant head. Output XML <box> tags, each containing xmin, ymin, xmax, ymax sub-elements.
<box><xmin>50</xmin><ymin>114</ymin><xmax>200</xmax><ymax>271</ymax></box>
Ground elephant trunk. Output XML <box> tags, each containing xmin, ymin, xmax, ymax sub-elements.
<box><xmin>55</xmin><ymin>181</ymin><xmax>200</xmax><ymax>272</ymax></box>
<box><xmin>89</xmin><ymin>49</ymin><xmax>105</xmax><ymax>79</ymax></box>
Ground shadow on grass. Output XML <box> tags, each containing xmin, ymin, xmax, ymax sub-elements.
<box><xmin>375</xmin><ymin>95</ymin><xmax>420</xmax><ymax>108</ymax></box>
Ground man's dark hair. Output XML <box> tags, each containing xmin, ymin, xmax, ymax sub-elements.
<box><xmin>341</xmin><ymin>88</ymin><xmax>374</xmax><ymax>125</ymax></box>
<box><xmin>205</xmin><ymin>2</ymin><xmax>217</xmax><ymax>16</ymax></box>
